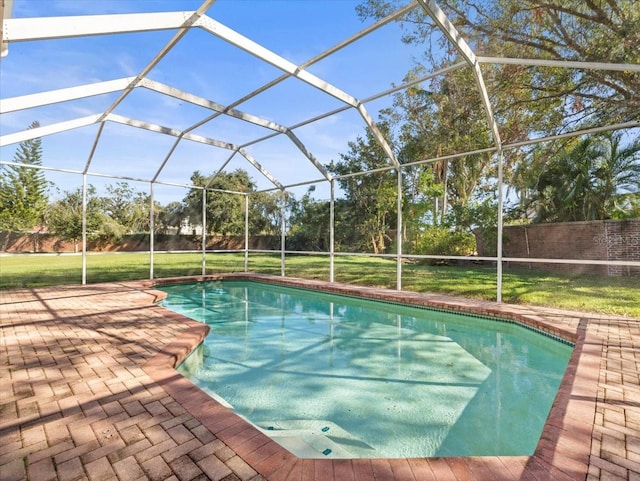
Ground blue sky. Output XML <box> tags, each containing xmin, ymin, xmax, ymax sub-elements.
<box><xmin>1</xmin><ymin>0</ymin><xmax>428</xmax><ymax>203</ymax></box>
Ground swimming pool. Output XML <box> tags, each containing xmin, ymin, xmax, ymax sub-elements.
<box><xmin>159</xmin><ymin>280</ymin><xmax>572</xmax><ymax>459</ymax></box>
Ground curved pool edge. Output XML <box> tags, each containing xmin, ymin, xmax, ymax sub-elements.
<box><xmin>140</xmin><ymin>273</ymin><xmax>601</xmax><ymax>481</ymax></box>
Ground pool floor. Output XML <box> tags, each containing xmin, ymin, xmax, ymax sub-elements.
<box><xmin>1</xmin><ymin>273</ymin><xmax>637</xmax><ymax>481</ymax></box>
<box><xmin>165</xmin><ymin>281</ymin><xmax>572</xmax><ymax>459</ymax></box>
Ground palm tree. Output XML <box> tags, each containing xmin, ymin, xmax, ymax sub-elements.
<box><xmin>590</xmin><ymin>131</ymin><xmax>640</xmax><ymax>219</ymax></box>
<box><xmin>528</xmin><ymin>132</ymin><xmax>640</xmax><ymax>222</ymax></box>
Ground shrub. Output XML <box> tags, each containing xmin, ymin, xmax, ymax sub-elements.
<box><xmin>414</xmin><ymin>226</ymin><xmax>476</xmax><ymax>264</ymax></box>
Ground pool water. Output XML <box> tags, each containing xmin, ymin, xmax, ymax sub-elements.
<box><xmin>160</xmin><ymin>281</ymin><xmax>572</xmax><ymax>459</ymax></box>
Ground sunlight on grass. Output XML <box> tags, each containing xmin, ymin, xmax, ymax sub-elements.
<box><xmin>1</xmin><ymin>252</ymin><xmax>638</xmax><ymax>317</ymax></box>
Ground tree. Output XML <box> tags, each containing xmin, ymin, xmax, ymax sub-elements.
<box><xmin>181</xmin><ymin>169</ymin><xmax>282</xmax><ymax>237</ymax></box>
<box><xmin>251</xmin><ymin>190</ymin><xmax>287</xmax><ymax>236</ymax></box>
<box><xmin>45</xmin><ymin>186</ymin><xmax>112</xmax><ymax>252</ymax></box>
<box><xmin>378</xmin><ymin>66</ymin><xmax>493</xmax><ymax>251</ymax></box>
<box><xmin>357</xmin><ymin>0</ymin><xmax>640</xmax><ymax>126</ymax></box>
<box><xmin>205</xmin><ymin>171</ymin><xmax>252</xmax><ymax>235</ymax></box>
<box><xmin>0</xmin><ymin>121</ymin><xmax>49</xmax><ymax>231</ymax></box>
<box><xmin>287</xmin><ymin>186</ymin><xmax>332</xmax><ymax>251</ymax></box>
<box><xmin>102</xmin><ymin>182</ymin><xmax>150</xmax><ymax>234</ymax></box>
<box><xmin>358</xmin><ymin>0</ymin><xmax>640</xmax><ymax>221</ymax></box>
<box><xmin>591</xmin><ymin>131</ymin><xmax>640</xmax><ymax>218</ymax></box>
<box><xmin>328</xmin><ymin>123</ymin><xmax>398</xmax><ymax>253</ymax></box>
<box><xmin>526</xmin><ymin>132</ymin><xmax>640</xmax><ymax>222</ymax></box>
<box><xmin>156</xmin><ymin>201</ymin><xmax>186</xmax><ymax>234</ymax></box>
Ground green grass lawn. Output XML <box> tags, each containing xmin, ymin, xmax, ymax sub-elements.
<box><xmin>1</xmin><ymin>252</ymin><xmax>638</xmax><ymax>317</ymax></box>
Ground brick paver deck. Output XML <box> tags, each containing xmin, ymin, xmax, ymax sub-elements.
<box><xmin>1</xmin><ymin>274</ymin><xmax>638</xmax><ymax>481</ymax></box>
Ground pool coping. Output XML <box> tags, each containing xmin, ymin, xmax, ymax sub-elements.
<box><xmin>141</xmin><ymin>273</ymin><xmax>602</xmax><ymax>481</ymax></box>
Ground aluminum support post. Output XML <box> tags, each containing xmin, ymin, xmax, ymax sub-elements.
<box><xmin>496</xmin><ymin>150</ymin><xmax>505</xmax><ymax>302</ymax></box>
<box><xmin>280</xmin><ymin>192</ymin><xmax>286</xmax><ymax>277</ymax></box>
<box><xmin>244</xmin><ymin>194</ymin><xmax>249</xmax><ymax>272</ymax></box>
<box><xmin>149</xmin><ymin>182</ymin><xmax>155</xmax><ymax>280</ymax></box>
<box><xmin>330</xmin><ymin>179</ymin><xmax>335</xmax><ymax>283</ymax></box>
<box><xmin>81</xmin><ymin>174</ymin><xmax>87</xmax><ymax>285</ymax></box>
<box><xmin>202</xmin><ymin>189</ymin><xmax>207</xmax><ymax>275</ymax></box>
<box><xmin>397</xmin><ymin>169</ymin><xmax>403</xmax><ymax>291</ymax></box>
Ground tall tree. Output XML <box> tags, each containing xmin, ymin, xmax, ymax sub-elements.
<box><xmin>0</xmin><ymin>121</ymin><xmax>49</xmax><ymax>231</ymax></box>
<box><xmin>251</xmin><ymin>190</ymin><xmax>288</xmax><ymax>236</ymax></box>
<box><xmin>381</xmin><ymin>66</ymin><xmax>492</xmax><ymax>224</ymax></box>
<box><xmin>207</xmin><ymin>170</ymin><xmax>257</xmax><ymax>236</ymax></box>
<box><xmin>182</xmin><ymin>169</ymin><xmax>282</xmax><ymax>236</ymax></box>
<box><xmin>358</xmin><ymin>0</ymin><xmax>639</xmax><ymax>223</ymax></box>
<box><xmin>156</xmin><ymin>201</ymin><xmax>186</xmax><ymax>234</ymax></box>
<box><xmin>102</xmin><ymin>182</ymin><xmax>150</xmax><ymax>234</ymax></box>
<box><xmin>328</xmin><ymin>123</ymin><xmax>398</xmax><ymax>253</ymax></box>
<box><xmin>357</xmin><ymin>0</ymin><xmax>640</xmax><ymax>126</ymax></box>
<box><xmin>287</xmin><ymin>186</ymin><xmax>332</xmax><ymax>251</ymax></box>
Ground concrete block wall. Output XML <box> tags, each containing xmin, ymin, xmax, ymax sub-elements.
<box><xmin>503</xmin><ymin>219</ymin><xmax>639</xmax><ymax>277</ymax></box>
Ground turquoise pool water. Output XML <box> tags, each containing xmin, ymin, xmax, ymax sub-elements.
<box><xmin>160</xmin><ymin>281</ymin><xmax>572</xmax><ymax>459</ymax></box>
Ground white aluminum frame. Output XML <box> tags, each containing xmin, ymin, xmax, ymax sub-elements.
<box><xmin>1</xmin><ymin>0</ymin><xmax>638</xmax><ymax>295</ymax></box>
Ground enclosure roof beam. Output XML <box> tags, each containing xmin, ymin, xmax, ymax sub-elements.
<box><xmin>68</xmin><ymin>2</ymin><xmax>215</xmax><ymax>174</ymax></box>
<box><xmin>203</xmin><ymin>151</ymin><xmax>239</xmax><ymax>189</ymax></box>
<box><xmin>317</xmin><ymin>120</ymin><xmax>640</xmax><ymax>182</ymax></box>
<box><xmin>415</xmin><ymin>0</ymin><xmax>477</xmax><ymax>65</ymax></box>
<box><xmin>83</xmin><ymin>123</ymin><xmax>106</xmax><ymax>174</ymax></box>
<box><xmin>195</xmin><ymin>17</ymin><xmax>359</xmax><ymax>108</ymax></box>
<box><xmin>270</xmin><ymin>61</ymin><xmax>468</xmax><ymax>138</ymax></box>
<box><xmin>0</xmin><ymin>111</ymin><xmax>241</xmax><ymax>173</ymax></box>
<box><xmin>502</xmin><ymin>120</ymin><xmax>640</xmax><ymax>150</ymax></box>
<box><xmin>0</xmin><ymin>76</ymin><xmax>290</xmax><ymax>137</ymax></box>
<box><xmin>148</xmin><ymin>3</ymin><xmax>412</xmax><ymax>183</ymax></box>
<box><xmin>149</xmin><ymin>112</ymin><xmax>222</xmax><ymax>182</ymax></box>
<box><xmin>285</xmin><ymin>131</ymin><xmax>332</xmax><ymax>181</ymax></box>
<box><xmin>301</xmin><ymin>2</ymin><xmax>418</xmax><ymax>69</ymax></box>
<box><xmin>416</xmin><ymin>0</ymin><xmax>502</xmax><ymax>148</ymax></box>
<box><xmin>0</xmin><ymin>158</ymin><xmax>246</xmax><ymax>194</ymax></box>
<box><xmin>478</xmin><ymin>56</ymin><xmax>640</xmax><ymax>73</ymax></box>
<box><xmin>357</xmin><ymin>103</ymin><xmax>400</xmax><ymax>167</ymax></box>
<box><xmin>106</xmin><ymin>114</ymin><xmax>238</xmax><ymax>150</ymax></box>
<box><xmin>207</xmin><ymin>3</ymin><xmax>417</xmax><ymax>116</ymax></box>
<box><xmin>145</xmin><ymin>78</ymin><xmax>319</xmax><ymax>183</ymax></box>
<box><xmin>195</xmin><ymin>15</ymin><xmax>399</xmax><ymax>167</ymax></box>
<box><xmin>238</xmin><ymin>148</ymin><xmax>284</xmax><ymax>190</ymax></box>
<box><xmin>363</xmin><ymin>61</ymin><xmax>468</xmax><ymax>104</ymax></box>
<box><xmin>205</xmin><ymin>187</ymin><xmax>248</xmax><ymax>196</ymax></box>
<box><xmin>0</xmin><ymin>77</ymin><xmax>136</xmax><ymax>113</ymax></box>
<box><xmin>255</xmin><ymin>177</ymin><xmax>333</xmax><ymax>194</ymax></box>
<box><xmin>0</xmin><ymin>159</ymin><xmax>156</xmax><ymax>185</ymax></box>
<box><xmin>0</xmin><ymin>161</ymin><xmax>82</xmax><ymax>176</ymax></box>
<box><xmin>139</xmin><ymin>78</ymin><xmax>289</xmax><ymax>133</ymax></box>
<box><xmin>151</xmin><ymin>137</ymin><xmax>185</xmax><ymax>184</ymax></box>
<box><xmin>2</xmin><ymin>4</ymin><xmax>409</xmax><ymax>182</ymax></box>
<box><xmin>97</xmin><ymin>2</ymin><xmax>216</xmax><ymax>120</ymax></box>
<box><xmin>187</xmin><ymin>2</ymin><xmax>415</xmax><ymax>137</ymax></box>
<box><xmin>2</xmin><ymin>11</ymin><xmax>196</xmax><ymax>42</ymax></box>
<box><xmin>0</xmin><ymin>114</ymin><xmax>101</xmax><ymax>146</ymax></box>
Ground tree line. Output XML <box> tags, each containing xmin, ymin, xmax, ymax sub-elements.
<box><xmin>1</xmin><ymin>0</ymin><xmax>639</xmax><ymax>257</ymax></box>
<box><xmin>0</xmin><ymin>129</ymin><xmax>283</xmax><ymax>252</ymax></box>
<box><xmin>1</xmin><ymin>123</ymin><xmax>637</xmax><ymax>257</ymax></box>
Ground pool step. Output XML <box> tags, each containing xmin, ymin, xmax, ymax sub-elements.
<box><xmin>257</xmin><ymin>420</ymin><xmax>379</xmax><ymax>459</ymax></box>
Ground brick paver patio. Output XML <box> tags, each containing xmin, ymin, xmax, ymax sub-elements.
<box><xmin>1</xmin><ymin>274</ymin><xmax>638</xmax><ymax>481</ymax></box>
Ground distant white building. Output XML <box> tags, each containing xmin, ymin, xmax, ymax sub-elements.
<box><xmin>179</xmin><ymin>218</ymin><xmax>203</xmax><ymax>236</ymax></box>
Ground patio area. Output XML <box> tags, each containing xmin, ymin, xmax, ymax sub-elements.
<box><xmin>1</xmin><ymin>274</ymin><xmax>638</xmax><ymax>481</ymax></box>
